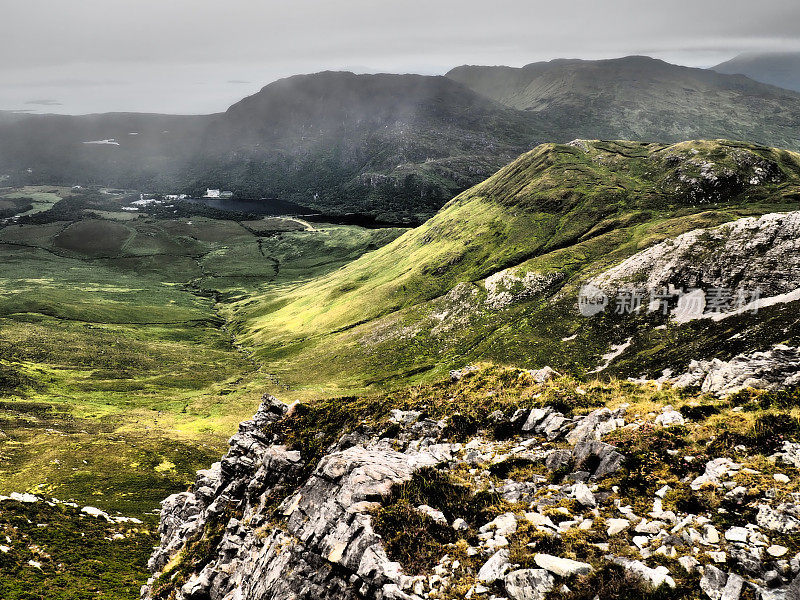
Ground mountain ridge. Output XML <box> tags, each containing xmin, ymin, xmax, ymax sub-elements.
<box><xmin>4</xmin><ymin>58</ymin><xmax>800</xmax><ymax>221</ymax></box>
<box><xmin>713</xmin><ymin>51</ymin><xmax>800</xmax><ymax>93</ymax></box>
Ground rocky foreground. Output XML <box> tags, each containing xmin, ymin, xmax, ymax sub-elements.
<box><xmin>142</xmin><ymin>367</ymin><xmax>800</xmax><ymax>600</ymax></box>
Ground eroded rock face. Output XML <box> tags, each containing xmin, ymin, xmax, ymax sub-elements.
<box><xmin>143</xmin><ymin>389</ymin><xmax>634</xmax><ymax>600</ymax></box>
<box><xmin>143</xmin><ymin>396</ymin><xmax>447</xmax><ymax>600</ymax></box>
<box><xmin>670</xmin><ymin>345</ymin><xmax>800</xmax><ymax>396</ymax></box>
<box><xmin>591</xmin><ymin>211</ymin><xmax>800</xmax><ymax>306</ymax></box>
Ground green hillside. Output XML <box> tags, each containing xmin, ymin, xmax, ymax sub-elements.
<box><xmin>229</xmin><ymin>139</ymin><xmax>800</xmax><ymax>396</ymax></box>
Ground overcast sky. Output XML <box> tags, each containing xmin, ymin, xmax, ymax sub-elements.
<box><xmin>2</xmin><ymin>0</ymin><xmax>799</xmax><ymax>114</ymax></box>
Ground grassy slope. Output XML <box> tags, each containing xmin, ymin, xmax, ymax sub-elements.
<box><xmin>0</xmin><ymin>189</ymin><xmax>405</xmax><ymax>514</ymax></box>
<box><xmin>230</xmin><ymin>140</ymin><xmax>800</xmax><ymax>396</ymax></box>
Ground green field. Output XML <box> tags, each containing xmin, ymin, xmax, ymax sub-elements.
<box><xmin>0</xmin><ymin>188</ymin><xmax>406</xmax><ymax>517</ymax></box>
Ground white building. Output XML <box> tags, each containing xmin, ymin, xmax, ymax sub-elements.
<box><xmin>204</xmin><ymin>188</ymin><xmax>221</xmax><ymax>198</ymax></box>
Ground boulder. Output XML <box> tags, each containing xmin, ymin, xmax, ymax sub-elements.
<box><xmin>655</xmin><ymin>406</ymin><xmax>685</xmax><ymax>427</ymax></box>
<box><xmin>613</xmin><ymin>557</ymin><xmax>675</xmax><ymax>589</ymax></box>
<box><xmin>572</xmin><ymin>483</ymin><xmax>596</xmax><ymax>507</ymax></box>
<box><xmin>478</xmin><ymin>549</ymin><xmax>511</xmax><ymax>583</ymax></box>
<box><xmin>503</xmin><ymin>569</ymin><xmax>555</xmax><ymax>600</ymax></box>
<box><xmin>757</xmin><ymin>504</ymin><xmax>800</xmax><ymax>534</ymax></box>
<box><xmin>534</xmin><ymin>554</ymin><xmax>592</xmax><ymax>577</ymax></box>
<box><xmin>567</xmin><ymin>408</ymin><xmax>615</xmax><ymax>444</ymax></box>
<box><xmin>573</xmin><ymin>440</ymin><xmax>624</xmax><ymax>479</ymax></box>
<box><xmin>701</xmin><ymin>565</ymin><xmax>729</xmax><ymax>600</ymax></box>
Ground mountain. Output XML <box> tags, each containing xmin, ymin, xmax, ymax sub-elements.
<box><xmin>713</xmin><ymin>52</ymin><xmax>800</xmax><ymax>92</ymax></box>
<box><xmin>187</xmin><ymin>72</ymin><xmax>544</xmax><ymax>221</ymax></box>
<box><xmin>0</xmin><ymin>73</ymin><xmax>543</xmax><ymax>223</ymax></box>
<box><xmin>5</xmin><ymin>60</ymin><xmax>800</xmax><ymax>222</ymax></box>
<box><xmin>446</xmin><ymin>56</ymin><xmax>800</xmax><ymax>148</ymax></box>
<box><xmin>229</xmin><ymin>139</ymin><xmax>800</xmax><ymax>394</ymax></box>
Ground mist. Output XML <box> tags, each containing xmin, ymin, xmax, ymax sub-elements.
<box><xmin>3</xmin><ymin>0</ymin><xmax>800</xmax><ymax>114</ymax></box>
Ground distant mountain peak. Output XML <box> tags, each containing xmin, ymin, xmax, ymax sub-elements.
<box><xmin>713</xmin><ymin>51</ymin><xmax>800</xmax><ymax>92</ymax></box>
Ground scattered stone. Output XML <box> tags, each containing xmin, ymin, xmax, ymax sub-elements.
<box><xmin>572</xmin><ymin>482</ymin><xmax>596</xmax><ymax>507</ymax></box>
<box><xmin>534</xmin><ymin>554</ymin><xmax>592</xmax><ymax>577</ymax></box>
<box><xmin>81</xmin><ymin>506</ymin><xmax>112</xmax><ymax>521</ymax></box>
<box><xmin>525</xmin><ymin>512</ymin><xmax>557</xmax><ymax>530</ymax></box>
<box><xmin>633</xmin><ymin>535</ymin><xmax>649</xmax><ymax>550</ymax></box>
<box><xmin>768</xmin><ymin>545</ymin><xmax>789</xmax><ymax>558</ymax></box>
<box><xmin>416</xmin><ymin>505</ymin><xmax>447</xmax><ymax>525</ymax></box>
<box><xmin>708</xmin><ymin>551</ymin><xmax>728</xmax><ymax>564</ymax></box>
<box><xmin>692</xmin><ymin>458</ymin><xmax>741</xmax><ymax>490</ymax></box>
<box><xmin>481</xmin><ymin>513</ymin><xmax>518</xmax><ymax>537</ymax></box>
<box><xmin>775</xmin><ymin>442</ymin><xmax>800</xmax><ymax>469</ymax></box>
<box><xmin>656</xmin><ymin>485</ymin><xmax>672</xmax><ymax>498</ymax></box>
<box><xmin>572</xmin><ymin>440</ymin><xmax>624</xmax><ymax>480</ymax></box>
<box><xmin>479</xmin><ymin>549</ymin><xmax>511</xmax><ymax>583</ymax></box>
<box><xmin>567</xmin><ymin>408</ymin><xmax>616</xmax><ymax>444</ymax></box>
<box><xmin>7</xmin><ymin>492</ymin><xmax>39</xmax><ymax>504</ymax></box>
<box><xmin>701</xmin><ymin>565</ymin><xmax>728</xmax><ymax>600</ymax></box>
<box><xmin>452</xmin><ymin>518</ymin><xmax>469</xmax><ymax>532</ymax></box>
<box><xmin>679</xmin><ymin>556</ymin><xmax>699</xmax><ymax>573</ymax></box>
<box><xmin>655</xmin><ymin>406</ymin><xmax>685</xmax><ymax>427</ymax></box>
<box><xmin>614</xmin><ymin>557</ymin><xmax>675</xmax><ymax>589</ymax></box>
<box><xmin>450</xmin><ymin>366</ymin><xmax>479</xmax><ymax>381</ymax></box>
<box><xmin>607</xmin><ymin>518</ymin><xmax>630</xmax><ymax>536</ymax></box>
<box><xmin>703</xmin><ymin>525</ymin><xmax>721</xmax><ymax>545</ymax></box>
<box><xmin>528</xmin><ymin>367</ymin><xmax>560</xmax><ymax>384</ymax></box>
<box><xmin>774</xmin><ymin>473</ymin><xmax>790</xmax><ymax>484</ymax></box>
<box><xmin>390</xmin><ymin>410</ymin><xmax>422</xmax><ymax>425</ymax></box>
<box><xmin>725</xmin><ymin>527</ymin><xmax>749</xmax><ymax>543</ymax></box>
<box><xmin>503</xmin><ymin>568</ymin><xmax>555</xmax><ymax>600</ymax></box>
<box><xmin>758</xmin><ymin>504</ymin><xmax>800</xmax><ymax>534</ymax></box>
<box><xmin>720</xmin><ymin>573</ymin><xmax>744</xmax><ymax>600</ymax></box>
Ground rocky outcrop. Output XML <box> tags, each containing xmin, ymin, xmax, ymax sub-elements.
<box><xmin>143</xmin><ymin>397</ymin><xmax>453</xmax><ymax>600</ymax></box>
<box><xmin>144</xmin><ymin>381</ymin><xmax>800</xmax><ymax>600</ymax></box>
<box><xmin>142</xmin><ymin>392</ymin><xmax>632</xmax><ymax>600</ymax></box>
<box><xmin>670</xmin><ymin>344</ymin><xmax>800</xmax><ymax>396</ymax></box>
<box><xmin>591</xmin><ymin>211</ymin><xmax>800</xmax><ymax>311</ymax></box>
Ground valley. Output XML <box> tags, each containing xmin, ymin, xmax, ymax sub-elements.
<box><xmin>1</xmin><ymin>132</ymin><xmax>799</xmax><ymax>599</ymax></box>
<box><xmin>0</xmin><ymin>186</ymin><xmax>406</xmax><ymax>517</ymax></box>
<box><xmin>8</xmin><ymin>0</ymin><xmax>800</xmax><ymax>593</ymax></box>
<box><xmin>2</xmin><ymin>132</ymin><xmax>800</xmax><ymax>600</ymax></box>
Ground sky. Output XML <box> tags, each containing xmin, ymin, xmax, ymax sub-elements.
<box><xmin>2</xmin><ymin>0</ymin><xmax>800</xmax><ymax>114</ymax></box>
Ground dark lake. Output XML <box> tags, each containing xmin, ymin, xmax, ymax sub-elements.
<box><xmin>182</xmin><ymin>197</ymin><xmax>317</xmax><ymax>216</ymax></box>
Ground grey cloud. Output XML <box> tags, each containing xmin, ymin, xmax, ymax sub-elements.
<box><xmin>1</xmin><ymin>0</ymin><xmax>798</xmax><ymax>113</ymax></box>
<box><xmin>24</xmin><ymin>99</ymin><xmax>63</xmax><ymax>106</ymax></box>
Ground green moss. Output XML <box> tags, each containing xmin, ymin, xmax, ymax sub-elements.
<box><xmin>0</xmin><ymin>500</ymin><xmax>156</xmax><ymax>600</ymax></box>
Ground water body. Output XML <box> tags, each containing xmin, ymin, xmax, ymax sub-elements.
<box><xmin>180</xmin><ymin>197</ymin><xmax>416</xmax><ymax>228</ymax></box>
<box><xmin>182</xmin><ymin>197</ymin><xmax>316</xmax><ymax>216</ymax></box>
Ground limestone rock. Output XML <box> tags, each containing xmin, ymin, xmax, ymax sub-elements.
<box><xmin>479</xmin><ymin>549</ymin><xmax>511</xmax><ymax>583</ymax></box>
<box><xmin>701</xmin><ymin>565</ymin><xmax>729</xmax><ymax>600</ymax></box>
<box><xmin>613</xmin><ymin>557</ymin><xmax>675</xmax><ymax>589</ymax></box>
<box><xmin>503</xmin><ymin>569</ymin><xmax>555</xmax><ymax>600</ymax></box>
<box><xmin>533</xmin><ymin>554</ymin><xmax>592</xmax><ymax>577</ymax></box>
<box><xmin>758</xmin><ymin>504</ymin><xmax>800</xmax><ymax>534</ymax></box>
<box><xmin>572</xmin><ymin>482</ymin><xmax>596</xmax><ymax>507</ymax></box>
